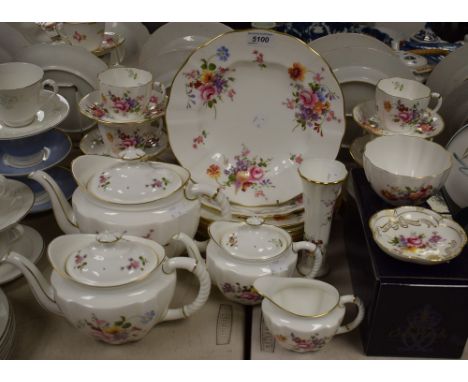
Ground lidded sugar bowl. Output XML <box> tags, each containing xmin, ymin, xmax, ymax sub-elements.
<box><xmin>0</xmin><ymin>231</ymin><xmax>210</xmax><ymax>344</ymax></box>
<box><xmin>205</xmin><ymin>217</ymin><xmax>322</xmax><ymax>305</ymax></box>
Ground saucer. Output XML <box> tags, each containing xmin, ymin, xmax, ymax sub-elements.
<box><xmin>92</xmin><ymin>31</ymin><xmax>125</xmax><ymax>57</ymax></box>
<box><xmin>349</xmin><ymin>134</ymin><xmax>374</xmax><ymax>167</ymax></box>
<box><xmin>79</xmin><ymin>90</ymin><xmax>167</xmax><ymax>125</ymax></box>
<box><xmin>79</xmin><ymin>127</ymin><xmax>169</xmax><ymax>159</ymax></box>
<box><xmin>0</xmin><ymin>90</ymin><xmax>69</xmax><ymax>140</ymax></box>
<box><xmin>369</xmin><ymin>206</ymin><xmax>467</xmax><ymax>265</ymax></box>
<box><xmin>0</xmin><ymin>129</ymin><xmax>72</xmax><ymax>177</ymax></box>
<box><xmin>353</xmin><ymin>100</ymin><xmax>444</xmax><ymax>139</ymax></box>
<box><xmin>0</xmin><ymin>178</ymin><xmax>34</xmax><ymax>232</ymax></box>
<box><xmin>0</xmin><ymin>225</ymin><xmax>44</xmax><ymax>285</ymax></box>
<box><xmin>18</xmin><ymin>166</ymin><xmax>76</xmax><ymax>214</ymax></box>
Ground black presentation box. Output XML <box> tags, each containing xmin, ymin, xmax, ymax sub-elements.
<box><xmin>344</xmin><ymin>168</ymin><xmax>468</xmax><ymax>358</ymax></box>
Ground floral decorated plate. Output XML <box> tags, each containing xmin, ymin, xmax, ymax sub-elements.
<box><xmin>79</xmin><ymin>127</ymin><xmax>168</xmax><ymax>159</ymax></box>
<box><xmin>369</xmin><ymin>206</ymin><xmax>467</xmax><ymax>265</ymax></box>
<box><xmin>79</xmin><ymin>90</ymin><xmax>166</xmax><ymax>125</ymax></box>
<box><xmin>166</xmin><ymin>29</ymin><xmax>345</xmax><ymax>207</ymax></box>
<box><xmin>444</xmin><ymin>123</ymin><xmax>468</xmax><ymax>208</ymax></box>
<box><xmin>353</xmin><ymin>100</ymin><xmax>444</xmax><ymax>139</ymax></box>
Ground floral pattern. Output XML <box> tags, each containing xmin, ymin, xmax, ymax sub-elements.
<box><xmin>98</xmin><ymin>173</ymin><xmax>111</xmax><ymax>190</ymax></box>
<box><xmin>184</xmin><ymin>46</ymin><xmax>236</xmax><ymax>115</ymax></box>
<box><xmin>102</xmin><ymin>91</ymin><xmax>144</xmax><ymax>115</ymax></box>
<box><xmin>121</xmin><ymin>256</ymin><xmax>148</xmax><ymax>271</ymax></box>
<box><xmin>389</xmin><ymin>231</ymin><xmax>446</xmax><ymax>254</ymax></box>
<box><xmin>88</xmin><ymin>94</ymin><xmax>162</xmax><ymax>121</ymax></box>
<box><xmin>276</xmin><ymin>332</ymin><xmax>330</xmax><ymax>352</ymax></box>
<box><xmin>252</xmin><ymin>50</ymin><xmax>267</xmax><ymax>69</ymax></box>
<box><xmin>268</xmin><ymin>238</ymin><xmax>283</xmax><ymax>248</ymax></box>
<box><xmin>283</xmin><ymin>65</ymin><xmax>340</xmax><ymax>136</ymax></box>
<box><xmin>106</xmin><ymin>129</ymin><xmax>159</xmax><ymax>151</ymax></box>
<box><xmin>192</xmin><ymin>130</ymin><xmax>209</xmax><ymax>149</ymax></box>
<box><xmin>381</xmin><ymin>184</ymin><xmax>433</xmax><ymax>203</ymax></box>
<box><xmin>384</xmin><ymin>100</ymin><xmax>436</xmax><ymax>133</ymax></box>
<box><xmin>206</xmin><ymin>144</ymin><xmax>275</xmax><ymax>199</ymax></box>
<box><xmin>73</xmin><ymin>251</ymin><xmax>87</xmax><ymax>271</ymax></box>
<box><xmin>76</xmin><ymin>311</ymin><xmax>156</xmax><ymax>344</ymax></box>
<box><xmin>145</xmin><ymin>177</ymin><xmax>170</xmax><ymax>190</ymax></box>
<box><xmin>221</xmin><ymin>282</ymin><xmax>262</xmax><ymax>304</ymax></box>
<box><xmin>289</xmin><ymin>153</ymin><xmax>303</xmax><ymax>165</ymax></box>
<box><xmin>73</xmin><ymin>31</ymin><xmax>87</xmax><ymax>42</ymax></box>
<box><xmin>226</xmin><ymin>233</ymin><xmax>238</xmax><ymax>247</ymax></box>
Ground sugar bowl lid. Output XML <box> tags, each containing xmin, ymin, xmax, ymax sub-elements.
<box><xmin>86</xmin><ymin>160</ymin><xmax>183</xmax><ymax>204</ymax></box>
<box><xmin>61</xmin><ymin>232</ymin><xmax>162</xmax><ymax>287</ymax></box>
<box><xmin>214</xmin><ymin>217</ymin><xmax>291</xmax><ymax>261</ymax></box>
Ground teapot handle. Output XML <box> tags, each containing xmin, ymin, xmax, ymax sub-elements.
<box><xmin>292</xmin><ymin>241</ymin><xmax>323</xmax><ymax>279</ymax></box>
<box><xmin>160</xmin><ymin>233</ymin><xmax>211</xmax><ymax>322</ymax></box>
<box><xmin>186</xmin><ymin>183</ymin><xmax>232</xmax><ymax>219</ymax></box>
<box><xmin>336</xmin><ymin>295</ymin><xmax>365</xmax><ymax>335</ymax></box>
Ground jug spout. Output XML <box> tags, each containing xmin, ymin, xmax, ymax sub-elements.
<box><xmin>28</xmin><ymin>170</ymin><xmax>79</xmax><ymax>234</ymax></box>
<box><xmin>0</xmin><ymin>251</ymin><xmax>62</xmax><ymax>316</ymax></box>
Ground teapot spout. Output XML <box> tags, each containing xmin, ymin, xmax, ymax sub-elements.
<box><xmin>28</xmin><ymin>170</ymin><xmax>79</xmax><ymax>234</ymax></box>
<box><xmin>0</xmin><ymin>251</ymin><xmax>62</xmax><ymax>316</ymax></box>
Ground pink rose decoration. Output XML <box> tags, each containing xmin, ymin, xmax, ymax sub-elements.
<box><xmin>199</xmin><ymin>84</ymin><xmax>216</xmax><ymax>101</ymax></box>
<box><xmin>299</xmin><ymin>90</ymin><xmax>318</xmax><ymax>109</ymax></box>
<box><xmin>249</xmin><ymin>166</ymin><xmax>264</xmax><ymax>181</ymax></box>
<box><xmin>419</xmin><ymin>123</ymin><xmax>433</xmax><ymax>132</ymax></box>
<box><xmin>149</xmin><ymin>96</ymin><xmax>159</xmax><ymax>104</ymax></box>
<box><xmin>399</xmin><ymin>111</ymin><xmax>412</xmax><ymax>123</ymax></box>
<box><xmin>407</xmin><ymin>236</ymin><xmax>423</xmax><ymax>247</ymax></box>
<box><xmin>114</xmin><ymin>100</ymin><xmax>130</xmax><ymax>112</ymax></box>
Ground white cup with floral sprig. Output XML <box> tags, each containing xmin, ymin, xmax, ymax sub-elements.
<box><xmin>98</xmin><ymin>67</ymin><xmax>166</xmax><ymax>122</ymax></box>
<box><xmin>58</xmin><ymin>22</ymin><xmax>105</xmax><ymax>52</ymax></box>
<box><xmin>375</xmin><ymin>77</ymin><xmax>442</xmax><ymax>133</ymax></box>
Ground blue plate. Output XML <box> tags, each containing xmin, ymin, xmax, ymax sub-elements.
<box><xmin>14</xmin><ymin>166</ymin><xmax>77</xmax><ymax>214</ymax></box>
<box><xmin>0</xmin><ymin>129</ymin><xmax>71</xmax><ymax>177</ymax></box>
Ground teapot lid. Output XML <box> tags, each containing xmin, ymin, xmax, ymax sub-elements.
<box><xmin>218</xmin><ymin>217</ymin><xmax>290</xmax><ymax>261</ymax></box>
<box><xmin>86</xmin><ymin>161</ymin><xmax>183</xmax><ymax>204</ymax></box>
<box><xmin>64</xmin><ymin>232</ymin><xmax>160</xmax><ymax>287</ymax></box>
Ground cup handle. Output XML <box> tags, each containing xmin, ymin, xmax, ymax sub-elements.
<box><xmin>151</xmin><ymin>81</ymin><xmax>166</xmax><ymax>102</ymax></box>
<box><xmin>40</xmin><ymin>79</ymin><xmax>59</xmax><ymax>109</ymax></box>
<box><xmin>429</xmin><ymin>92</ymin><xmax>442</xmax><ymax>114</ymax></box>
<box><xmin>336</xmin><ymin>295</ymin><xmax>365</xmax><ymax>335</ymax></box>
<box><xmin>292</xmin><ymin>241</ymin><xmax>323</xmax><ymax>279</ymax></box>
<box><xmin>7</xmin><ymin>224</ymin><xmax>24</xmax><ymax>245</ymax></box>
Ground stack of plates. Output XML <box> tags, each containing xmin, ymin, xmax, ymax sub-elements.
<box><xmin>0</xmin><ymin>289</ymin><xmax>15</xmax><ymax>360</ymax></box>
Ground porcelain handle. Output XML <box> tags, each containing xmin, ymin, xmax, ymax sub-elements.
<box><xmin>292</xmin><ymin>241</ymin><xmax>323</xmax><ymax>279</ymax></box>
<box><xmin>429</xmin><ymin>92</ymin><xmax>442</xmax><ymax>114</ymax></box>
<box><xmin>293</xmin><ymin>241</ymin><xmax>323</xmax><ymax>279</ymax></box>
<box><xmin>161</xmin><ymin>257</ymin><xmax>211</xmax><ymax>322</ymax></box>
<box><xmin>40</xmin><ymin>79</ymin><xmax>59</xmax><ymax>110</ymax></box>
<box><xmin>161</xmin><ymin>233</ymin><xmax>211</xmax><ymax>321</ymax></box>
<box><xmin>6</xmin><ymin>225</ymin><xmax>24</xmax><ymax>245</ymax></box>
<box><xmin>186</xmin><ymin>183</ymin><xmax>232</xmax><ymax>219</ymax></box>
<box><xmin>151</xmin><ymin>81</ymin><xmax>166</xmax><ymax>100</ymax></box>
<box><xmin>336</xmin><ymin>295</ymin><xmax>365</xmax><ymax>335</ymax></box>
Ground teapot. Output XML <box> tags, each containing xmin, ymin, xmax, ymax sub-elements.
<box><xmin>0</xmin><ymin>231</ymin><xmax>210</xmax><ymax>345</ymax></box>
<box><xmin>254</xmin><ymin>276</ymin><xmax>364</xmax><ymax>352</ymax></box>
<box><xmin>28</xmin><ymin>154</ymin><xmax>231</xmax><ymax>257</ymax></box>
<box><xmin>205</xmin><ymin>217</ymin><xmax>322</xmax><ymax>305</ymax></box>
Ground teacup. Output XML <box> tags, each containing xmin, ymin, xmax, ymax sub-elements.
<box><xmin>375</xmin><ymin>77</ymin><xmax>442</xmax><ymax>133</ymax></box>
<box><xmin>97</xmin><ymin>118</ymin><xmax>163</xmax><ymax>158</ymax></box>
<box><xmin>0</xmin><ymin>62</ymin><xmax>58</xmax><ymax>127</ymax></box>
<box><xmin>98</xmin><ymin>67</ymin><xmax>166</xmax><ymax>122</ymax></box>
<box><xmin>58</xmin><ymin>22</ymin><xmax>105</xmax><ymax>52</ymax></box>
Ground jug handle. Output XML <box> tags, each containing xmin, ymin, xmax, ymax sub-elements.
<box><xmin>336</xmin><ymin>295</ymin><xmax>365</xmax><ymax>335</ymax></box>
<box><xmin>292</xmin><ymin>241</ymin><xmax>323</xmax><ymax>279</ymax></box>
<box><xmin>160</xmin><ymin>234</ymin><xmax>211</xmax><ymax>322</ymax></box>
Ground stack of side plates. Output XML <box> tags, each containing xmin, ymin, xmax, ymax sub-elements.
<box><xmin>0</xmin><ymin>289</ymin><xmax>15</xmax><ymax>359</ymax></box>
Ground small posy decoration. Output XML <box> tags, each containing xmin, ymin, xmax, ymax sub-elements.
<box><xmin>221</xmin><ymin>282</ymin><xmax>262</xmax><ymax>304</ymax></box>
<box><xmin>283</xmin><ymin>65</ymin><xmax>340</xmax><ymax>136</ymax></box>
<box><xmin>276</xmin><ymin>332</ymin><xmax>330</xmax><ymax>352</ymax></box>
<box><xmin>389</xmin><ymin>231</ymin><xmax>445</xmax><ymax>253</ymax></box>
<box><xmin>192</xmin><ymin>130</ymin><xmax>209</xmax><ymax>149</ymax></box>
<box><xmin>145</xmin><ymin>177</ymin><xmax>170</xmax><ymax>190</ymax></box>
<box><xmin>73</xmin><ymin>251</ymin><xmax>88</xmax><ymax>271</ymax></box>
<box><xmin>206</xmin><ymin>144</ymin><xmax>275</xmax><ymax>199</ymax></box>
<box><xmin>381</xmin><ymin>184</ymin><xmax>433</xmax><ymax>203</ymax></box>
<box><xmin>184</xmin><ymin>45</ymin><xmax>236</xmax><ymax>115</ymax></box>
<box><xmin>252</xmin><ymin>50</ymin><xmax>267</xmax><ymax>69</ymax></box>
<box><xmin>385</xmin><ymin>100</ymin><xmax>436</xmax><ymax>133</ymax></box>
<box><xmin>73</xmin><ymin>31</ymin><xmax>87</xmax><ymax>42</ymax></box>
<box><xmin>102</xmin><ymin>91</ymin><xmax>144</xmax><ymax>115</ymax></box>
<box><xmin>121</xmin><ymin>256</ymin><xmax>148</xmax><ymax>272</ymax></box>
<box><xmin>98</xmin><ymin>173</ymin><xmax>111</xmax><ymax>190</ymax></box>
